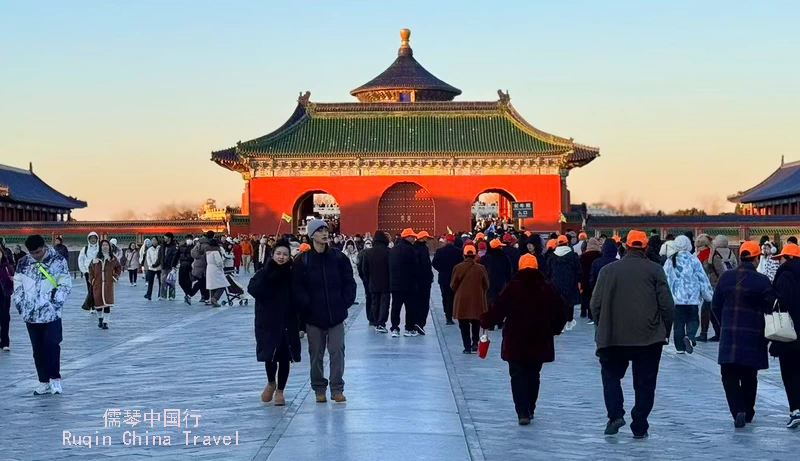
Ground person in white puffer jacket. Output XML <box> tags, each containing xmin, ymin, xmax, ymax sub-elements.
<box><xmin>77</xmin><ymin>232</ymin><xmax>99</xmax><ymax>311</ymax></box>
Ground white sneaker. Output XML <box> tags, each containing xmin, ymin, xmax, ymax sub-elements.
<box><xmin>676</xmin><ymin>350</ymin><xmax>686</xmax><ymax>355</ymax></box>
<box><xmin>403</xmin><ymin>330</ymin><xmax>418</xmax><ymax>337</ymax></box>
<box><xmin>570</xmin><ymin>320</ymin><xmax>578</xmax><ymax>329</ymax></box>
<box><xmin>587</xmin><ymin>320</ymin><xmax>595</xmax><ymax>325</ymax></box>
<box><xmin>1</xmin><ymin>346</ymin><xmax>9</xmax><ymax>352</ymax></box>
<box><xmin>565</xmin><ymin>321</ymin><xmax>574</xmax><ymax>332</ymax></box>
<box><xmin>33</xmin><ymin>382</ymin><xmax>51</xmax><ymax>395</ymax></box>
<box><xmin>50</xmin><ymin>379</ymin><xmax>63</xmax><ymax>394</ymax></box>
<box><xmin>391</xmin><ymin>330</ymin><xmax>400</xmax><ymax>338</ymax></box>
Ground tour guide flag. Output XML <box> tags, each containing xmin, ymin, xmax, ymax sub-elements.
<box><xmin>281</xmin><ymin>213</ymin><xmax>292</xmax><ymax>223</ymax></box>
<box><xmin>559</xmin><ymin>213</ymin><xmax>567</xmax><ymax>223</ymax></box>
<box><xmin>447</xmin><ymin>226</ymin><xmax>453</xmax><ymax>235</ymax></box>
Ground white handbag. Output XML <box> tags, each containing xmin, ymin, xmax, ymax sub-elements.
<box><xmin>765</xmin><ymin>300</ymin><xmax>797</xmax><ymax>343</ymax></box>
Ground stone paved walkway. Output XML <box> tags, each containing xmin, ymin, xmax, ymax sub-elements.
<box><xmin>0</xmin><ymin>274</ymin><xmax>796</xmax><ymax>461</ymax></box>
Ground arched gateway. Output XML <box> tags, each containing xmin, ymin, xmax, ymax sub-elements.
<box><xmin>378</xmin><ymin>182</ymin><xmax>434</xmax><ymax>237</ymax></box>
<box><xmin>211</xmin><ymin>29</ymin><xmax>599</xmax><ymax>235</ymax></box>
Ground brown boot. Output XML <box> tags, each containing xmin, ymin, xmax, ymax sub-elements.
<box><xmin>261</xmin><ymin>382</ymin><xmax>276</xmax><ymax>403</ymax></box>
<box><xmin>315</xmin><ymin>393</ymin><xmax>327</xmax><ymax>403</ymax></box>
<box><xmin>332</xmin><ymin>392</ymin><xmax>347</xmax><ymax>403</ymax></box>
<box><xmin>274</xmin><ymin>390</ymin><xmax>286</xmax><ymax>406</ymax></box>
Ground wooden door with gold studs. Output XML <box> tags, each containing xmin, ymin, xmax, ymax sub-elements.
<box><xmin>377</xmin><ymin>182</ymin><xmax>435</xmax><ymax>238</ymax></box>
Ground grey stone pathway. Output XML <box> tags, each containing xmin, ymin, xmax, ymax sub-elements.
<box><xmin>0</xmin><ymin>274</ymin><xmax>796</xmax><ymax>460</ymax></box>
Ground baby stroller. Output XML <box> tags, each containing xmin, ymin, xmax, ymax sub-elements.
<box><xmin>220</xmin><ymin>273</ymin><xmax>250</xmax><ymax>306</ymax></box>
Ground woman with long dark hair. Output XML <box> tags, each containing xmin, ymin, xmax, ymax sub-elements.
<box><xmin>248</xmin><ymin>239</ymin><xmax>302</xmax><ymax>406</ymax></box>
<box><xmin>89</xmin><ymin>239</ymin><xmax>122</xmax><ymax>329</ymax></box>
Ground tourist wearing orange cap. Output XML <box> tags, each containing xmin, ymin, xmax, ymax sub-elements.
<box><xmin>769</xmin><ymin>242</ymin><xmax>800</xmax><ymax>428</ymax></box>
<box><xmin>480</xmin><ymin>253</ymin><xmax>567</xmax><ymax>426</ymax></box>
<box><xmin>433</xmin><ymin>234</ymin><xmax>463</xmax><ymax>325</ymax></box>
<box><xmin>547</xmin><ymin>235</ymin><xmax>581</xmax><ymax>331</ymax></box>
<box><xmin>479</xmin><ymin>239</ymin><xmax>513</xmax><ymax>330</ymax></box>
<box><xmin>451</xmin><ymin>245</ymin><xmax>489</xmax><ymax>354</ymax></box>
<box><xmin>573</xmin><ymin>231</ymin><xmax>588</xmax><ymax>257</ymax></box>
<box><xmin>712</xmin><ymin>240</ymin><xmax>776</xmax><ymax>428</ymax></box>
<box><xmin>412</xmin><ymin>231</ymin><xmax>434</xmax><ymax>335</ymax></box>
<box><xmin>389</xmin><ymin>228</ymin><xmax>419</xmax><ymax>337</ymax></box>
<box><xmin>590</xmin><ymin>229</ymin><xmax>674</xmax><ymax>439</ymax></box>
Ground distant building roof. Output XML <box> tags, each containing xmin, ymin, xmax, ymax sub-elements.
<box><xmin>350</xmin><ymin>29</ymin><xmax>461</xmax><ymax>103</ymax></box>
<box><xmin>730</xmin><ymin>159</ymin><xmax>800</xmax><ymax>204</ymax></box>
<box><xmin>0</xmin><ymin>163</ymin><xmax>87</xmax><ymax>210</ymax></box>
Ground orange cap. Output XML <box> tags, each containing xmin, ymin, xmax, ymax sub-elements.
<box><xmin>524</xmin><ymin>231</ymin><xmax>532</xmax><ymax>237</ymax></box>
<box><xmin>401</xmin><ymin>228</ymin><xmax>416</xmax><ymax>238</ymax></box>
<box><xmin>774</xmin><ymin>242</ymin><xmax>800</xmax><ymax>260</ymax></box>
<box><xmin>490</xmin><ymin>239</ymin><xmax>506</xmax><ymax>249</ymax></box>
<box><xmin>546</xmin><ymin>239</ymin><xmax>557</xmax><ymax>250</ymax></box>
<box><xmin>416</xmin><ymin>231</ymin><xmax>431</xmax><ymax>240</ymax></box>
<box><xmin>556</xmin><ymin>235</ymin><xmax>569</xmax><ymax>245</ymax></box>
<box><xmin>463</xmin><ymin>244</ymin><xmax>477</xmax><ymax>256</ymax></box>
<box><xmin>298</xmin><ymin>243</ymin><xmax>311</xmax><ymax>252</ymax></box>
<box><xmin>739</xmin><ymin>241</ymin><xmax>762</xmax><ymax>258</ymax></box>
<box><xmin>475</xmin><ymin>232</ymin><xmax>485</xmax><ymax>241</ymax></box>
<box><xmin>626</xmin><ymin>230</ymin><xmax>648</xmax><ymax>248</ymax></box>
<box><xmin>518</xmin><ymin>253</ymin><xmax>538</xmax><ymax>270</ymax></box>
<box><xmin>612</xmin><ymin>235</ymin><xmax>621</xmax><ymax>243</ymax></box>
<box><xmin>579</xmin><ymin>232</ymin><xmax>588</xmax><ymax>240</ymax></box>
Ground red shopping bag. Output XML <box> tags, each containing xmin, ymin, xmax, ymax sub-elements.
<box><xmin>477</xmin><ymin>331</ymin><xmax>491</xmax><ymax>359</ymax></box>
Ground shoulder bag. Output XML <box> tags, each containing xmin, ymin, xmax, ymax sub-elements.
<box><xmin>765</xmin><ymin>299</ymin><xmax>797</xmax><ymax>343</ymax></box>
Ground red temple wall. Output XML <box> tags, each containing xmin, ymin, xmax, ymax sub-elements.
<box><xmin>248</xmin><ymin>174</ymin><xmax>564</xmax><ymax>235</ymax></box>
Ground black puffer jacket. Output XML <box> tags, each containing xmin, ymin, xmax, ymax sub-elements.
<box><xmin>292</xmin><ymin>245</ymin><xmax>357</xmax><ymax>329</ymax></box>
<box><xmin>479</xmin><ymin>247</ymin><xmax>513</xmax><ymax>304</ymax></box>
<box><xmin>414</xmin><ymin>241</ymin><xmax>434</xmax><ymax>286</ymax></box>
<box><xmin>390</xmin><ymin>238</ymin><xmax>417</xmax><ymax>292</ymax></box>
<box><xmin>177</xmin><ymin>243</ymin><xmax>194</xmax><ymax>267</ymax></box>
<box><xmin>502</xmin><ymin>245</ymin><xmax>521</xmax><ymax>274</ymax></box>
<box><xmin>248</xmin><ymin>260</ymin><xmax>302</xmax><ymax>363</ymax></box>
<box><xmin>432</xmin><ymin>243</ymin><xmax>463</xmax><ymax>286</ymax></box>
<box><xmin>547</xmin><ymin>246</ymin><xmax>581</xmax><ymax>306</ymax></box>
<box><xmin>159</xmin><ymin>241</ymin><xmax>180</xmax><ymax>271</ymax></box>
<box><xmin>362</xmin><ymin>232</ymin><xmax>391</xmax><ymax>292</ymax></box>
<box><xmin>770</xmin><ymin>258</ymin><xmax>800</xmax><ymax>357</ymax></box>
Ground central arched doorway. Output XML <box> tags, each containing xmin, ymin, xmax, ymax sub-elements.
<box><xmin>472</xmin><ymin>189</ymin><xmax>516</xmax><ymax>233</ymax></box>
<box><xmin>378</xmin><ymin>182</ymin><xmax>435</xmax><ymax>238</ymax></box>
<box><xmin>293</xmin><ymin>191</ymin><xmax>340</xmax><ymax>235</ymax></box>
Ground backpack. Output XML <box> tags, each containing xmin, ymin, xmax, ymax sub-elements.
<box><xmin>714</xmin><ymin>249</ymin><xmax>738</xmax><ymax>273</ymax></box>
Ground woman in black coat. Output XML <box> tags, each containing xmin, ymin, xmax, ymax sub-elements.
<box><xmin>247</xmin><ymin>239</ymin><xmax>302</xmax><ymax>406</ymax></box>
<box><xmin>770</xmin><ymin>247</ymin><xmax>800</xmax><ymax>429</ymax></box>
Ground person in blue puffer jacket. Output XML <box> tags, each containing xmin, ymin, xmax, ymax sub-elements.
<box><xmin>663</xmin><ymin>235</ymin><xmax>713</xmax><ymax>355</ymax></box>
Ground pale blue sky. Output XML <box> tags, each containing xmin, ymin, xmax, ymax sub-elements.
<box><xmin>1</xmin><ymin>1</ymin><xmax>798</xmax><ymax>219</ymax></box>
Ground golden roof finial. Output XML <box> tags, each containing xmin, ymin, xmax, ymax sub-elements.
<box><xmin>400</xmin><ymin>28</ymin><xmax>411</xmax><ymax>48</ymax></box>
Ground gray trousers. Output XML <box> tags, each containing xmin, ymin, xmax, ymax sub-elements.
<box><xmin>307</xmin><ymin>322</ymin><xmax>345</xmax><ymax>394</ymax></box>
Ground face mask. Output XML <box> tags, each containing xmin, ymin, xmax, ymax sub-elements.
<box><xmin>186</xmin><ymin>239</ymin><xmax>193</xmax><ymax>245</ymax></box>
<box><xmin>260</xmin><ymin>239</ymin><xmax>267</xmax><ymax>244</ymax></box>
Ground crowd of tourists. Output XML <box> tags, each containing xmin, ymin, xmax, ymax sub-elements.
<box><xmin>1</xmin><ymin>222</ymin><xmax>798</xmax><ymax>438</ymax></box>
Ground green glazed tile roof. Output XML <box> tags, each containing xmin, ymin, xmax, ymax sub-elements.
<box><xmin>212</xmin><ymin>100</ymin><xmax>599</xmax><ymax>166</ymax></box>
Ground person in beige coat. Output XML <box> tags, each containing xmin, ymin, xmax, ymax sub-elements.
<box><xmin>205</xmin><ymin>239</ymin><xmax>229</xmax><ymax>307</ymax></box>
<box><xmin>451</xmin><ymin>244</ymin><xmax>490</xmax><ymax>354</ymax></box>
<box><xmin>89</xmin><ymin>240</ymin><xmax>122</xmax><ymax>330</ymax></box>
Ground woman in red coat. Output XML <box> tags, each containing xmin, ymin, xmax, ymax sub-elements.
<box><xmin>480</xmin><ymin>253</ymin><xmax>567</xmax><ymax>426</ymax></box>
<box><xmin>232</xmin><ymin>241</ymin><xmax>243</xmax><ymax>275</ymax></box>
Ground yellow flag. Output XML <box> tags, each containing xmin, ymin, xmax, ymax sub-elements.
<box><xmin>558</xmin><ymin>213</ymin><xmax>567</xmax><ymax>223</ymax></box>
<box><xmin>281</xmin><ymin>213</ymin><xmax>292</xmax><ymax>223</ymax></box>
<box><xmin>447</xmin><ymin>226</ymin><xmax>453</xmax><ymax>235</ymax></box>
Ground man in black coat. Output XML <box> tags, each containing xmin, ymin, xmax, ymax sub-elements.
<box><xmin>432</xmin><ymin>234</ymin><xmax>463</xmax><ymax>325</ymax></box>
<box><xmin>501</xmin><ymin>233</ymin><xmax>521</xmax><ymax>274</ymax></box>
<box><xmin>158</xmin><ymin>232</ymin><xmax>179</xmax><ymax>300</ymax></box>
<box><xmin>362</xmin><ymin>231</ymin><xmax>391</xmax><ymax>333</ymax></box>
<box><xmin>770</xmin><ymin>245</ymin><xmax>800</xmax><ymax>428</ymax></box>
<box><xmin>53</xmin><ymin>237</ymin><xmax>70</xmax><ymax>261</ymax></box>
<box><xmin>292</xmin><ymin>219</ymin><xmax>356</xmax><ymax>403</ymax></box>
<box><xmin>389</xmin><ymin>228</ymin><xmax>418</xmax><ymax>337</ymax></box>
<box><xmin>480</xmin><ymin>239</ymin><xmax>513</xmax><ymax>328</ymax></box>
<box><xmin>413</xmin><ymin>232</ymin><xmax>434</xmax><ymax>335</ymax></box>
<box><xmin>177</xmin><ymin>234</ymin><xmax>195</xmax><ymax>305</ymax></box>
<box><xmin>547</xmin><ymin>235</ymin><xmax>581</xmax><ymax>331</ymax></box>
